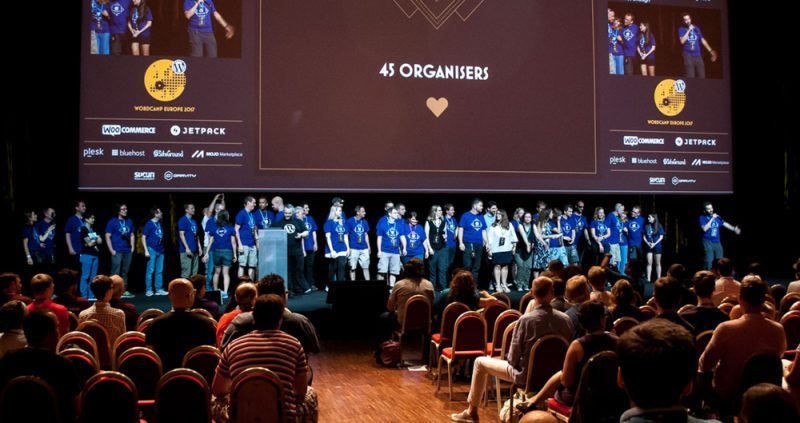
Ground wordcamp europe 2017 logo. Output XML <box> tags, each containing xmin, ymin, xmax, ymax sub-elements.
<box><xmin>144</xmin><ymin>59</ymin><xmax>187</xmax><ymax>102</ymax></box>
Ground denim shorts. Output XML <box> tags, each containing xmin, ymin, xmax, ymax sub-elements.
<box><xmin>213</xmin><ymin>249</ymin><xmax>233</xmax><ymax>267</ymax></box>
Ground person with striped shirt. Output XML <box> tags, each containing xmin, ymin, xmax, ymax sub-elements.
<box><xmin>212</xmin><ymin>294</ymin><xmax>317</xmax><ymax>422</ymax></box>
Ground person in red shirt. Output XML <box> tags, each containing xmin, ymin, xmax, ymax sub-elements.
<box><xmin>216</xmin><ymin>282</ymin><xmax>256</xmax><ymax>346</ymax></box>
<box><xmin>27</xmin><ymin>274</ymin><xmax>70</xmax><ymax>337</ymax></box>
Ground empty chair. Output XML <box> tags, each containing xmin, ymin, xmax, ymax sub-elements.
<box><xmin>116</xmin><ymin>346</ymin><xmax>163</xmax><ymax>401</ymax></box>
<box><xmin>483</xmin><ymin>301</ymin><xmax>510</xmax><ymax>344</ymax></box>
<box><xmin>112</xmin><ymin>331</ymin><xmax>147</xmax><ymax>368</ymax></box>
<box><xmin>0</xmin><ymin>376</ymin><xmax>60</xmax><ymax>423</ymax></box>
<box><xmin>781</xmin><ymin>311</ymin><xmax>800</xmax><ymax>349</ymax></box>
<box><xmin>436</xmin><ymin>311</ymin><xmax>487</xmax><ymax>401</ymax></box>
<box><xmin>183</xmin><ymin>345</ymin><xmax>222</xmax><ymax>386</ymax></box>
<box><xmin>230</xmin><ymin>367</ymin><xmax>285</xmax><ymax>423</ymax></box>
<box><xmin>511</xmin><ymin>334</ymin><xmax>569</xmax><ymax>414</ymax></box>
<box><xmin>612</xmin><ymin>317</ymin><xmax>639</xmax><ymax>337</ymax></box>
<box><xmin>81</xmin><ymin>371</ymin><xmax>140</xmax><ymax>423</ymax></box>
<box><xmin>155</xmin><ymin>368</ymin><xmax>211</xmax><ymax>423</ymax></box>
<box><xmin>392</xmin><ymin>294</ymin><xmax>432</xmax><ymax>363</ymax></box>
<box><xmin>59</xmin><ymin>348</ymin><xmax>99</xmax><ymax>388</ymax></box>
<box><xmin>138</xmin><ymin>308</ymin><xmax>164</xmax><ymax>326</ymax></box>
<box><xmin>77</xmin><ymin>320</ymin><xmax>112</xmax><ymax>369</ymax></box>
<box><xmin>429</xmin><ymin>301</ymin><xmax>469</xmax><ymax>377</ymax></box>
<box><xmin>56</xmin><ymin>331</ymin><xmax>99</xmax><ymax>362</ymax></box>
<box><xmin>487</xmin><ymin>309</ymin><xmax>521</xmax><ymax>357</ymax></box>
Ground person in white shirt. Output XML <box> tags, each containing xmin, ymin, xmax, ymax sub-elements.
<box><xmin>487</xmin><ymin>210</ymin><xmax>518</xmax><ymax>293</ymax></box>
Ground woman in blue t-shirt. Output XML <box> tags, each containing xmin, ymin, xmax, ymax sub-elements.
<box><xmin>590</xmin><ymin>207</ymin><xmax>611</xmax><ymax>265</ymax></box>
<box><xmin>644</xmin><ymin>213</ymin><xmax>665</xmax><ymax>282</ymax></box>
<box><xmin>637</xmin><ymin>21</ymin><xmax>656</xmax><ymax>76</ymax></box>
<box><xmin>203</xmin><ymin>209</ymin><xmax>237</xmax><ymax>296</ymax></box>
<box><xmin>128</xmin><ymin>0</ymin><xmax>153</xmax><ymax>56</ymax></box>
<box><xmin>403</xmin><ymin>212</ymin><xmax>430</xmax><ymax>264</ymax></box>
<box><xmin>324</xmin><ymin>205</ymin><xmax>349</xmax><ymax>283</ymax></box>
<box><xmin>90</xmin><ymin>0</ymin><xmax>111</xmax><ymax>55</ymax></box>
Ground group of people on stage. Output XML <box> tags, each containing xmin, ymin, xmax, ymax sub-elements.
<box><xmin>89</xmin><ymin>0</ymin><xmax>234</xmax><ymax>57</ymax></box>
<box><xmin>608</xmin><ymin>8</ymin><xmax>717</xmax><ymax>78</ymax></box>
<box><xmin>20</xmin><ymin>194</ymin><xmax>741</xmax><ymax>301</ymax></box>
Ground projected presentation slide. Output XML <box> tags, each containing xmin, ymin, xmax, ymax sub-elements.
<box><xmin>79</xmin><ymin>0</ymin><xmax>732</xmax><ymax>193</ymax></box>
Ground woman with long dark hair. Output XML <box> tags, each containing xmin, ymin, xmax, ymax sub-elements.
<box><xmin>128</xmin><ymin>0</ymin><xmax>153</xmax><ymax>56</ymax></box>
<box><xmin>488</xmin><ymin>210</ymin><xmax>517</xmax><ymax>293</ymax></box>
<box><xmin>514</xmin><ymin>212</ymin><xmax>534</xmax><ymax>290</ymax></box>
<box><xmin>645</xmin><ymin>213</ymin><xmax>664</xmax><ymax>281</ymax></box>
<box><xmin>532</xmin><ymin>209</ymin><xmax>555</xmax><ymax>276</ymax></box>
<box><xmin>638</xmin><ymin>21</ymin><xmax>656</xmax><ymax>76</ymax></box>
<box><xmin>425</xmin><ymin>205</ymin><xmax>448</xmax><ymax>290</ymax></box>
<box><xmin>203</xmin><ymin>209</ymin><xmax>237</xmax><ymax>297</ymax></box>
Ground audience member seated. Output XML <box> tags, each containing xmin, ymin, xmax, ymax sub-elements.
<box><xmin>653</xmin><ymin>277</ymin><xmax>695</xmax><ymax>334</ymax></box>
<box><xmin>216</xmin><ymin>282</ymin><xmax>257</xmax><ymax>346</ymax></box>
<box><xmin>609</xmin><ymin>279</ymin><xmax>644</xmax><ymax>325</ymax></box>
<box><xmin>450</xmin><ymin>276</ymin><xmax>572</xmax><ymax>423</ymax></box>
<box><xmin>786</xmin><ymin>258</ymin><xmax>800</xmax><ymax>294</ymax></box>
<box><xmin>78</xmin><ymin>275</ymin><xmax>126</xmax><ymax>343</ymax></box>
<box><xmin>145</xmin><ymin>278</ymin><xmax>216</xmax><ymax>371</ymax></box>
<box><xmin>108</xmin><ymin>275</ymin><xmax>138</xmax><ymax>331</ymax></box>
<box><xmin>681</xmin><ymin>271</ymin><xmax>729</xmax><ymax>333</ymax></box>
<box><xmin>563</xmin><ymin>275</ymin><xmax>590</xmax><ymax>339</ymax></box>
<box><xmin>211</xmin><ymin>294</ymin><xmax>317</xmax><ymax>423</ymax></box>
<box><xmin>27</xmin><ymin>274</ymin><xmax>70</xmax><ymax>336</ymax></box>
<box><xmin>666</xmin><ymin>263</ymin><xmax>698</xmax><ymax>307</ymax></box>
<box><xmin>221</xmin><ymin>274</ymin><xmax>320</xmax><ymax>354</ymax></box>
<box><xmin>740</xmin><ymin>383</ymin><xmax>800</xmax><ymax>423</ymax></box>
<box><xmin>53</xmin><ymin>269</ymin><xmax>90</xmax><ymax>314</ymax></box>
<box><xmin>784</xmin><ymin>345</ymin><xmax>800</xmax><ymax>410</ymax></box>
<box><xmin>190</xmin><ymin>274</ymin><xmax>221</xmax><ymax>320</ymax></box>
<box><xmin>434</xmin><ymin>270</ymin><xmax>498</xmax><ymax>327</ymax></box>
<box><xmin>550</xmin><ymin>277</ymin><xmax>568</xmax><ymax>312</ymax></box>
<box><xmin>528</xmin><ymin>300</ymin><xmax>618</xmax><ymax>408</ymax></box>
<box><xmin>0</xmin><ymin>301</ymin><xmax>27</xmax><ymax>358</ymax></box>
<box><xmin>712</xmin><ymin>258</ymin><xmax>740</xmax><ymax>306</ymax></box>
<box><xmin>0</xmin><ymin>273</ymin><xmax>32</xmax><ymax>305</ymax></box>
<box><xmin>617</xmin><ymin>319</ymin><xmax>715</xmax><ymax>422</ymax></box>
<box><xmin>601</xmin><ymin>255</ymin><xmax>648</xmax><ymax>300</ymax></box>
<box><xmin>587</xmin><ymin>266</ymin><xmax>612</xmax><ymax>308</ymax></box>
<box><xmin>699</xmin><ymin>275</ymin><xmax>787</xmax><ymax>407</ymax></box>
<box><xmin>0</xmin><ymin>311</ymin><xmax>80</xmax><ymax>423</ymax></box>
<box><xmin>222</xmin><ymin>276</ymin><xmax>253</xmax><ymax>314</ymax></box>
<box><xmin>380</xmin><ymin>259</ymin><xmax>435</xmax><ymax>342</ymax></box>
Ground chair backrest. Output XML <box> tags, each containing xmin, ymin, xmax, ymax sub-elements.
<box><xmin>695</xmin><ymin>330</ymin><xmax>715</xmax><ymax>354</ymax></box>
<box><xmin>492</xmin><ymin>292</ymin><xmax>512</xmax><ymax>308</ymax></box>
<box><xmin>0</xmin><ymin>376</ymin><xmax>60</xmax><ymax>422</ymax></box>
<box><xmin>451</xmin><ymin>311</ymin><xmax>487</xmax><ymax>355</ymax></box>
<box><xmin>401</xmin><ymin>294</ymin><xmax>432</xmax><ymax>334</ymax></box>
<box><xmin>524</xmin><ymin>335</ymin><xmax>569</xmax><ymax>393</ymax></box>
<box><xmin>612</xmin><ymin>317</ymin><xmax>639</xmax><ymax>337</ymax></box>
<box><xmin>56</xmin><ymin>331</ymin><xmax>99</xmax><ymax>362</ymax></box>
<box><xmin>231</xmin><ymin>367</ymin><xmax>285</xmax><ymax>423</ymax></box>
<box><xmin>645</xmin><ymin>297</ymin><xmax>657</xmax><ymax>307</ymax></box>
<box><xmin>499</xmin><ymin>321</ymin><xmax>518</xmax><ymax>361</ymax></box>
<box><xmin>490</xmin><ymin>309</ymin><xmax>521</xmax><ymax>354</ymax></box>
<box><xmin>780</xmin><ymin>293</ymin><xmax>800</xmax><ymax>317</ymax></box>
<box><xmin>113</xmin><ymin>331</ymin><xmax>147</xmax><ymax>368</ymax></box>
<box><xmin>638</xmin><ymin>305</ymin><xmax>656</xmax><ymax>321</ymax></box>
<box><xmin>138</xmin><ymin>308</ymin><xmax>165</xmax><ymax>325</ymax></box>
<box><xmin>438</xmin><ymin>301</ymin><xmax>469</xmax><ymax>342</ymax></box>
<box><xmin>155</xmin><ymin>368</ymin><xmax>211</xmax><ymax>423</ymax></box>
<box><xmin>569</xmin><ymin>351</ymin><xmax>628</xmax><ymax>423</ymax></box>
<box><xmin>718</xmin><ymin>302</ymin><xmax>734</xmax><ymax>316</ymax></box>
<box><xmin>677</xmin><ymin>304</ymin><xmax>696</xmax><ymax>315</ymax></box>
<box><xmin>183</xmin><ymin>345</ymin><xmax>222</xmax><ymax>386</ymax></box>
<box><xmin>192</xmin><ymin>308</ymin><xmax>216</xmax><ymax>321</ymax></box>
<box><xmin>781</xmin><ymin>311</ymin><xmax>800</xmax><ymax>349</ymax></box>
<box><xmin>68</xmin><ymin>311</ymin><xmax>79</xmax><ymax>331</ymax></box>
<box><xmin>116</xmin><ymin>346</ymin><xmax>163</xmax><ymax>400</ymax></box>
<box><xmin>77</xmin><ymin>320</ymin><xmax>112</xmax><ymax>369</ymax></box>
<box><xmin>720</xmin><ymin>296</ymin><xmax>739</xmax><ymax>306</ymax></box>
<box><xmin>137</xmin><ymin>318</ymin><xmax>155</xmax><ymax>334</ymax></box>
<box><xmin>791</xmin><ymin>301</ymin><xmax>800</xmax><ymax>313</ymax></box>
<box><xmin>59</xmin><ymin>348</ymin><xmax>99</xmax><ymax>388</ymax></box>
<box><xmin>484</xmin><ymin>302</ymin><xmax>510</xmax><ymax>343</ymax></box>
<box><xmin>81</xmin><ymin>371</ymin><xmax>139</xmax><ymax>423</ymax></box>
<box><xmin>519</xmin><ymin>292</ymin><xmax>533</xmax><ymax>314</ymax></box>
<box><xmin>738</xmin><ymin>354</ymin><xmax>783</xmax><ymax>399</ymax></box>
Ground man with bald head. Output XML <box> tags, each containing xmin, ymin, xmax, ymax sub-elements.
<box><xmin>271</xmin><ymin>196</ymin><xmax>285</xmax><ymax>215</ymax></box>
<box><xmin>145</xmin><ymin>278</ymin><xmax>216</xmax><ymax>371</ymax></box>
<box><xmin>109</xmin><ymin>274</ymin><xmax>139</xmax><ymax>330</ymax></box>
<box><xmin>451</xmin><ymin>276</ymin><xmax>573</xmax><ymax>422</ymax></box>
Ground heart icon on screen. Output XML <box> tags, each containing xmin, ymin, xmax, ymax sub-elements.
<box><xmin>426</xmin><ymin>97</ymin><xmax>449</xmax><ymax>117</ymax></box>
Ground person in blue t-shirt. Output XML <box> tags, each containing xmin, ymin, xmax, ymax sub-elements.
<box><xmin>699</xmin><ymin>202</ymin><xmax>740</xmax><ymax>270</ymax></box>
<box><xmin>617</xmin><ymin>210</ymin><xmax>629</xmax><ymax>273</ymax></box>
<box><xmin>458</xmin><ymin>198</ymin><xmax>488</xmax><ymax>285</ymax></box>
<box><xmin>608</xmin><ymin>8</ymin><xmax>616</xmax><ymax>74</ymax></box>
<box><xmin>403</xmin><ymin>212</ymin><xmax>430</xmax><ymax>264</ymax></box>
<box><xmin>625</xmin><ymin>206</ymin><xmax>646</xmax><ymax>264</ymax></box>
<box><xmin>300</xmin><ymin>203</ymin><xmax>319</xmax><ymax>290</ymax></box>
<box><xmin>142</xmin><ymin>206</ymin><xmax>167</xmax><ymax>296</ymax></box>
<box><xmin>79</xmin><ymin>213</ymin><xmax>103</xmax><ymax>299</ymax></box>
<box><xmin>590</xmin><ymin>207</ymin><xmax>611</xmax><ymax>265</ymax></box>
<box><xmin>255</xmin><ymin>197</ymin><xmax>274</xmax><ymax>231</ymax></box>
<box><xmin>184</xmin><ymin>0</ymin><xmax>235</xmax><ymax>58</ymax></box>
<box><xmin>346</xmin><ymin>206</ymin><xmax>371</xmax><ymax>281</ymax></box>
<box><xmin>572</xmin><ymin>201</ymin><xmax>590</xmax><ymax>266</ymax></box>
<box><xmin>90</xmin><ymin>0</ymin><xmax>111</xmax><ymax>55</ymax></box>
<box><xmin>442</xmin><ymin>204</ymin><xmax>458</xmax><ymax>285</ymax></box>
<box><xmin>621</xmin><ymin>13</ymin><xmax>639</xmax><ymax>75</ymax></box>
<box><xmin>678</xmin><ymin>13</ymin><xmax>717</xmax><ymax>79</ymax></box>
<box><xmin>549</xmin><ymin>210</ymin><xmax>568</xmax><ymax>266</ymax></box>
<box><xmin>104</xmin><ymin>203</ymin><xmax>135</xmax><ymax>293</ymax></box>
<box><xmin>235</xmin><ymin>196</ymin><xmax>258</xmax><ymax>280</ymax></box>
<box><xmin>604</xmin><ymin>204</ymin><xmax>624</xmax><ymax>268</ymax></box>
<box><xmin>108</xmin><ymin>0</ymin><xmax>132</xmax><ymax>55</ymax></box>
<box><xmin>203</xmin><ymin>209</ymin><xmax>237</xmax><ymax>295</ymax></box>
<box><xmin>561</xmin><ymin>205</ymin><xmax>579</xmax><ymax>266</ymax></box>
<box><xmin>645</xmin><ymin>213</ymin><xmax>665</xmax><ymax>281</ymax></box>
<box><xmin>65</xmin><ymin>201</ymin><xmax>87</xmax><ymax>269</ymax></box>
<box><xmin>128</xmin><ymin>0</ymin><xmax>152</xmax><ymax>56</ymax></box>
<box><xmin>376</xmin><ymin>207</ymin><xmax>406</xmax><ymax>287</ymax></box>
<box><xmin>178</xmin><ymin>203</ymin><xmax>200</xmax><ymax>279</ymax></box>
<box><xmin>34</xmin><ymin>208</ymin><xmax>58</xmax><ymax>271</ymax></box>
<box><xmin>22</xmin><ymin>211</ymin><xmax>44</xmax><ymax>271</ymax></box>
<box><xmin>610</xmin><ymin>18</ymin><xmax>624</xmax><ymax>75</ymax></box>
<box><xmin>324</xmin><ymin>205</ymin><xmax>349</xmax><ymax>283</ymax></box>
<box><xmin>637</xmin><ymin>21</ymin><xmax>656</xmax><ymax>76</ymax></box>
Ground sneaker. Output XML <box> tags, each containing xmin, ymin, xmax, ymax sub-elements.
<box><xmin>145</xmin><ymin>291</ymin><xmax>154</xmax><ymax>297</ymax></box>
<box><xmin>324</xmin><ymin>286</ymin><xmax>329</xmax><ymax>292</ymax></box>
<box><xmin>450</xmin><ymin>410</ymin><xmax>479</xmax><ymax>422</ymax></box>
<box><xmin>155</xmin><ymin>289</ymin><xmax>168</xmax><ymax>296</ymax></box>
<box><xmin>304</xmin><ymin>288</ymin><xmax>312</xmax><ymax>294</ymax></box>
<box><xmin>221</xmin><ymin>291</ymin><xmax>229</xmax><ymax>299</ymax></box>
<box><xmin>122</xmin><ymin>291</ymin><xmax>134</xmax><ymax>298</ymax></box>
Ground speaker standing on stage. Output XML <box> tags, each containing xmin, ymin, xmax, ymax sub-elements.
<box><xmin>699</xmin><ymin>202</ymin><xmax>740</xmax><ymax>270</ymax></box>
<box><xmin>184</xmin><ymin>0</ymin><xmax>235</xmax><ymax>58</ymax></box>
<box><xmin>142</xmin><ymin>206</ymin><xmax>167</xmax><ymax>297</ymax></box>
<box><xmin>178</xmin><ymin>203</ymin><xmax>200</xmax><ymax>279</ymax></box>
<box><xmin>272</xmin><ymin>205</ymin><xmax>310</xmax><ymax>296</ymax></box>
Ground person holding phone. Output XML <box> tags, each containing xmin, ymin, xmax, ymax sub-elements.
<box><xmin>184</xmin><ymin>0</ymin><xmax>235</xmax><ymax>58</ymax></box>
<box><xmin>699</xmin><ymin>202</ymin><xmax>740</xmax><ymax>270</ymax></box>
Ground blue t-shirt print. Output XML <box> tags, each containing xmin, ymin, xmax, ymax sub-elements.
<box><xmin>255</xmin><ymin>209</ymin><xmax>274</xmax><ymax>230</ymax></box>
<box><xmin>235</xmin><ymin>209</ymin><xmax>257</xmax><ymax>247</ymax></box>
<box><xmin>91</xmin><ymin>1</ymin><xmax>110</xmax><ymax>33</ymax></box>
<box><xmin>700</xmin><ymin>215</ymin><xmax>724</xmax><ymax>243</ymax></box>
<box><xmin>303</xmin><ymin>216</ymin><xmax>317</xmax><ymax>251</ymax></box>
<box><xmin>626</xmin><ymin>217</ymin><xmax>645</xmax><ymax>247</ymax></box>
<box><xmin>108</xmin><ymin>0</ymin><xmax>132</xmax><ymax>34</ymax></box>
<box><xmin>178</xmin><ymin>215</ymin><xmax>198</xmax><ymax>253</ymax></box>
<box><xmin>346</xmin><ymin>217</ymin><xmax>369</xmax><ymax>250</ymax></box>
<box><xmin>406</xmin><ymin>224</ymin><xmax>426</xmax><ymax>257</ymax></box>
<box><xmin>185</xmin><ymin>0</ymin><xmax>216</xmax><ymax>33</ymax></box>
<box><xmin>459</xmin><ymin>212</ymin><xmax>486</xmax><ymax>244</ymax></box>
<box><xmin>377</xmin><ymin>219</ymin><xmax>402</xmax><ymax>254</ymax></box>
<box><xmin>105</xmin><ymin>217</ymin><xmax>134</xmax><ymax>253</ymax></box>
<box><xmin>622</xmin><ymin>25</ymin><xmax>639</xmax><ymax>57</ymax></box>
<box><xmin>679</xmin><ymin>26</ymin><xmax>704</xmax><ymax>56</ymax></box>
<box><xmin>211</xmin><ymin>224</ymin><xmax>235</xmax><ymax>251</ymax></box>
<box><xmin>130</xmin><ymin>7</ymin><xmax>153</xmax><ymax>36</ymax></box>
<box><xmin>143</xmin><ymin>220</ymin><xmax>164</xmax><ymax>253</ymax></box>
<box><xmin>324</xmin><ymin>220</ymin><xmax>348</xmax><ymax>254</ymax></box>
<box><xmin>591</xmin><ymin>219</ymin><xmax>609</xmax><ymax>239</ymax></box>
<box><xmin>445</xmin><ymin>216</ymin><xmax>458</xmax><ymax>247</ymax></box>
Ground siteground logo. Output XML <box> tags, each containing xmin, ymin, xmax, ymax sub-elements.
<box><xmin>144</xmin><ymin>59</ymin><xmax>187</xmax><ymax>102</ymax></box>
<box><xmin>153</xmin><ymin>150</ymin><xmax>184</xmax><ymax>158</ymax></box>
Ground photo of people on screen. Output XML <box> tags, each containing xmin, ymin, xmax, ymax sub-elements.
<box><xmin>87</xmin><ymin>0</ymin><xmax>241</xmax><ymax>58</ymax></box>
<box><xmin>607</xmin><ymin>3</ymin><xmax>722</xmax><ymax>79</ymax></box>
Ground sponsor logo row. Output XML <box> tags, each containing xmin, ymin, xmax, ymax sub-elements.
<box><xmin>100</xmin><ymin>124</ymin><xmax>230</xmax><ymax>137</ymax></box>
<box><xmin>648</xmin><ymin>177</ymin><xmax>698</xmax><ymax>187</ymax></box>
<box><xmin>83</xmin><ymin>148</ymin><xmax>243</xmax><ymax>159</ymax></box>
<box><xmin>608</xmin><ymin>156</ymin><xmax>730</xmax><ymax>168</ymax></box>
<box><xmin>133</xmin><ymin>171</ymin><xmax>197</xmax><ymax>182</ymax></box>
<box><xmin>622</xmin><ymin>135</ymin><xmax>719</xmax><ymax>148</ymax></box>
